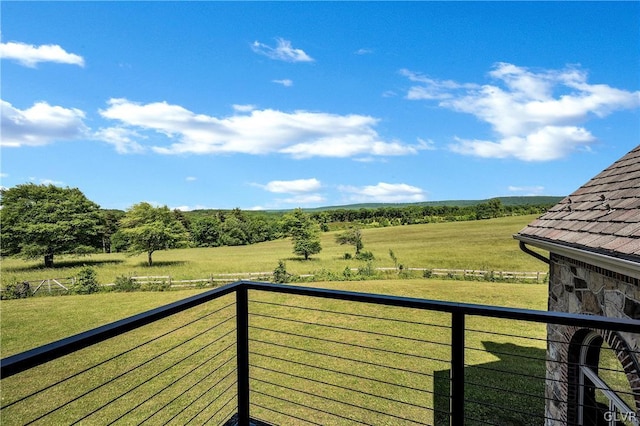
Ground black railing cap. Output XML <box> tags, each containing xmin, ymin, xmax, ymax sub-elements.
<box><xmin>239</xmin><ymin>281</ymin><xmax>640</xmax><ymax>332</ymax></box>
<box><xmin>2</xmin><ymin>280</ymin><xmax>638</xmax><ymax>379</ymax></box>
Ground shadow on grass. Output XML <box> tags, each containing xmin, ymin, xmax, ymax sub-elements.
<box><xmin>4</xmin><ymin>258</ymin><xmax>125</xmax><ymax>272</ymax></box>
<box><xmin>434</xmin><ymin>341</ymin><xmax>546</xmax><ymax>426</ymax></box>
<box><xmin>133</xmin><ymin>260</ymin><xmax>189</xmax><ymax>268</ymax></box>
<box><xmin>284</xmin><ymin>257</ymin><xmax>321</xmax><ymax>263</ymax></box>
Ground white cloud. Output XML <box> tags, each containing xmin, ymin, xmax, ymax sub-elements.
<box><xmin>172</xmin><ymin>204</ymin><xmax>208</xmax><ymax>211</ymax></box>
<box><xmin>94</xmin><ymin>127</ymin><xmax>146</xmax><ymax>154</ymax></box>
<box><xmin>403</xmin><ymin>63</ymin><xmax>640</xmax><ymax>161</ymax></box>
<box><xmin>1</xmin><ymin>100</ymin><xmax>89</xmax><ymax>147</ymax></box>
<box><xmin>99</xmin><ymin>98</ymin><xmax>425</xmax><ymax>159</ymax></box>
<box><xmin>417</xmin><ymin>138</ymin><xmax>436</xmax><ymax>150</ymax></box>
<box><xmin>254</xmin><ymin>178</ymin><xmax>325</xmax><ymax>206</ymax></box>
<box><xmin>0</xmin><ymin>173</ymin><xmax>8</xmax><ymax>178</ymax></box>
<box><xmin>185</xmin><ymin>176</ymin><xmax>197</xmax><ymax>182</ymax></box>
<box><xmin>251</xmin><ymin>38</ymin><xmax>314</xmax><ymax>63</ymax></box>
<box><xmin>508</xmin><ymin>185</ymin><xmax>545</xmax><ymax>195</ymax></box>
<box><xmin>261</xmin><ymin>178</ymin><xmax>322</xmax><ymax>194</ymax></box>
<box><xmin>450</xmin><ymin>126</ymin><xmax>595</xmax><ymax>161</ymax></box>
<box><xmin>233</xmin><ymin>104</ymin><xmax>256</xmax><ymax>112</ymax></box>
<box><xmin>273</xmin><ymin>79</ymin><xmax>293</xmax><ymax>87</ymax></box>
<box><xmin>0</xmin><ymin>41</ymin><xmax>84</xmax><ymax>68</ymax></box>
<box><xmin>339</xmin><ymin>182</ymin><xmax>426</xmax><ymax>203</ymax></box>
<box><xmin>401</xmin><ymin>69</ymin><xmax>478</xmax><ymax>100</ymax></box>
<box><xmin>40</xmin><ymin>179</ymin><xmax>65</xmax><ymax>186</ymax></box>
<box><xmin>355</xmin><ymin>48</ymin><xmax>373</xmax><ymax>55</ymax></box>
<box><xmin>280</xmin><ymin>136</ymin><xmax>423</xmax><ymax>159</ymax></box>
<box><xmin>257</xmin><ymin>178</ymin><xmax>325</xmax><ymax>206</ymax></box>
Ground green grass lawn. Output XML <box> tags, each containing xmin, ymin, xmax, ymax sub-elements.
<box><xmin>1</xmin><ymin>279</ymin><xmax>547</xmax><ymax>357</ymax></box>
<box><xmin>0</xmin><ymin>215</ymin><xmax>547</xmax><ymax>287</ymax></box>
<box><xmin>1</xmin><ymin>280</ymin><xmax>549</xmax><ymax>425</ymax></box>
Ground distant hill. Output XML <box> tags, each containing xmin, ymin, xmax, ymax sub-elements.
<box><xmin>111</xmin><ymin>196</ymin><xmax>565</xmax><ymax>217</ymax></box>
<box><xmin>294</xmin><ymin>196</ymin><xmax>564</xmax><ymax>213</ymax></box>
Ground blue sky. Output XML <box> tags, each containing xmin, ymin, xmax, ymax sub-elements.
<box><xmin>1</xmin><ymin>2</ymin><xmax>639</xmax><ymax>211</ymax></box>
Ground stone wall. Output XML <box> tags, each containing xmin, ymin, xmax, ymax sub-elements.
<box><xmin>545</xmin><ymin>254</ymin><xmax>640</xmax><ymax>425</ymax></box>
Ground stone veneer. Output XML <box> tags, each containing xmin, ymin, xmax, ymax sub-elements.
<box><xmin>545</xmin><ymin>254</ymin><xmax>640</xmax><ymax>425</ymax></box>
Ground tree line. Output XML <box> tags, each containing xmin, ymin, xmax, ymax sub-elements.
<box><xmin>0</xmin><ymin>183</ymin><xmax>555</xmax><ymax>268</ymax></box>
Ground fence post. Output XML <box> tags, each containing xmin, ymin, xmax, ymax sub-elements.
<box><xmin>236</xmin><ymin>285</ymin><xmax>250</xmax><ymax>426</ymax></box>
<box><xmin>451</xmin><ymin>311</ymin><xmax>465</xmax><ymax>425</ymax></box>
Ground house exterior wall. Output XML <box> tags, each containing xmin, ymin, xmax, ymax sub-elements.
<box><xmin>545</xmin><ymin>253</ymin><xmax>640</xmax><ymax>425</ymax></box>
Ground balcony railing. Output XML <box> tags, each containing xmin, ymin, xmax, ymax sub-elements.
<box><xmin>1</xmin><ymin>281</ymin><xmax>638</xmax><ymax>425</ymax></box>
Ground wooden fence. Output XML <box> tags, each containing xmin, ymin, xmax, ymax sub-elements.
<box><xmin>126</xmin><ymin>272</ymin><xmax>274</xmax><ymax>287</ymax></box>
<box><xmin>8</xmin><ymin>268</ymin><xmax>547</xmax><ymax>296</ymax></box>
<box><xmin>29</xmin><ymin>278</ymin><xmax>76</xmax><ymax>295</ymax></box>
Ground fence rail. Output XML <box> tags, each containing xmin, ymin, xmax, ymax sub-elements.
<box><xmin>1</xmin><ymin>281</ymin><xmax>637</xmax><ymax>426</ymax></box>
<box><xmin>6</xmin><ymin>268</ymin><xmax>547</xmax><ymax>297</ymax></box>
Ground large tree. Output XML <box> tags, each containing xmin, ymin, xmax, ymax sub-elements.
<box><xmin>0</xmin><ymin>183</ymin><xmax>103</xmax><ymax>267</ymax></box>
<box><xmin>282</xmin><ymin>208</ymin><xmax>322</xmax><ymax>260</ymax></box>
<box><xmin>119</xmin><ymin>202</ymin><xmax>189</xmax><ymax>266</ymax></box>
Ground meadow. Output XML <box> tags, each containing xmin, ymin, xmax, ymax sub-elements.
<box><xmin>0</xmin><ymin>215</ymin><xmax>552</xmax><ymax>425</ymax></box>
<box><xmin>0</xmin><ymin>214</ymin><xmax>547</xmax><ymax>287</ymax></box>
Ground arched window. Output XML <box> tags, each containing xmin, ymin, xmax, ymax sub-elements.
<box><xmin>568</xmin><ymin>330</ymin><xmax>638</xmax><ymax>426</ymax></box>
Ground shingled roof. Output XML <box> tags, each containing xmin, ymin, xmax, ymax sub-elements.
<box><xmin>515</xmin><ymin>145</ymin><xmax>640</xmax><ymax>269</ymax></box>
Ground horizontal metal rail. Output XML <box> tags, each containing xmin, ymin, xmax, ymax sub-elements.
<box><xmin>4</xmin><ymin>280</ymin><xmax>638</xmax><ymax>377</ymax></box>
<box><xmin>1</xmin><ymin>282</ymin><xmax>237</xmax><ymax>378</ymax></box>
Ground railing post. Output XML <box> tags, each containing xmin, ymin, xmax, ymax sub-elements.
<box><xmin>236</xmin><ymin>285</ymin><xmax>250</xmax><ymax>426</ymax></box>
<box><xmin>451</xmin><ymin>312</ymin><xmax>465</xmax><ymax>425</ymax></box>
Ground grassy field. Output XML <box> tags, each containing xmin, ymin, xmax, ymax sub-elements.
<box><xmin>0</xmin><ymin>280</ymin><xmax>547</xmax><ymax>357</ymax></box>
<box><xmin>0</xmin><ymin>215</ymin><xmax>547</xmax><ymax>287</ymax></box>
<box><xmin>1</xmin><ymin>280</ymin><xmax>548</xmax><ymax>425</ymax></box>
<box><xmin>1</xmin><ymin>215</ymin><xmax>552</xmax><ymax>425</ymax></box>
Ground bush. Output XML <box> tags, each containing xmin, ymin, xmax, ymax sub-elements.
<box><xmin>273</xmin><ymin>260</ymin><xmax>290</xmax><ymax>284</ymax></box>
<box><xmin>1</xmin><ymin>281</ymin><xmax>31</xmax><ymax>299</ymax></box>
<box><xmin>310</xmin><ymin>268</ymin><xmax>341</xmax><ymax>282</ymax></box>
<box><xmin>343</xmin><ymin>253</ymin><xmax>352</xmax><ymax>260</ymax></box>
<box><xmin>142</xmin><ymin>280</ymin><xmax>171</xmax><ymax>292</ymax></box>
<box><xmin>356</xmin><ymin>250</ymin><xmax>375</xmax><ymax>261</ymax></box>
<box><xmin>423</xmin><ymin>269</ymin><xmax>433</xmax><ymax>278</ymax></box>
<box><xmin>74</xmin><ymin>266</ymin><xmax>100</xmax><ymax>294</ymax></box>
<box><xmin>358</xmin><ymin>261</ymin><xmax>376</xmax><ymax>277</ymax></box>
<box><xmin>342</xmin><ymin>266</ymin><xmax>353</xmax><ymax>280</ymax></box>
<box><xmin>113</xmin><ymin>275</ymin><xmax>140</xmax><ymax>292</ymax></box>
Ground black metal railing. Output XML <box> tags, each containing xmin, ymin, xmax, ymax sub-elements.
<box><xmin>1</xmin><ymin>281</ymin><xmax>638</xmax><ymax>425</ymax></box>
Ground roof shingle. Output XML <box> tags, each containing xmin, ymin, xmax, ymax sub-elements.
<box><xmin>516</xmin><ymin>145</ymin><xmax>640</xmax><ymax>262</ymax></box>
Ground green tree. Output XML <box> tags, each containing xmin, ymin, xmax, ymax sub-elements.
<box><xmin>282</xmin><ymin>208</ymin><xmax>322</xmax><ymax>260</ymax></box>
<box><xmin>100</xmin><ymin>209</ymin><xmax>125</xmax><ymax>253</ymax></box>
<box><xmin>190</xmin><ymin>215</ymin><xmax>222</xmax><ymax>247</ymax></box>
<box><xmin>74</xmin><ymin>266</ymin><xmax>100</xmax><ymax>294</ymax></box>
<box><xmin>273</xmin><ymin>260</ymin><xmax>290</xmax><ymax>283</ymax></box>
<box><xmin>0</xmin><ymin>183</ymin><xmax>102</xmax><ymax>267</ymax></box>
<box><xmin>119</xmin><ymin>202</ymin><xmax>189</xmax><ymax>266</ymax></box>
<box><xmin>476</xmin><ymin>198</ymin><xmax>504</xmax><ymax>219</ymax></box>
<box><xmin>335</xmin><ymin>226</ymin><xmax>363</xmax><ymax>256</ymax></box>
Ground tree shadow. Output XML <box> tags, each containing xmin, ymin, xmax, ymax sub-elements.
<box><xmin>285</xmin><ymin>257</ymin><xmax>321</xmax><ymax>263</ymax></box>
<box><xmin>4</xmin><ymin>258</ymin><xmax>125</xmax><ymax>272</ymax></box>
<box><xmin>133</xmin><ymin>260</ymin><xmax>189</xmax><ymax>268</ymax></box>
<box><xmin>434</xmin><ymin>341</ymin><xmax>546</xmax><ymax>426</ymax></box>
